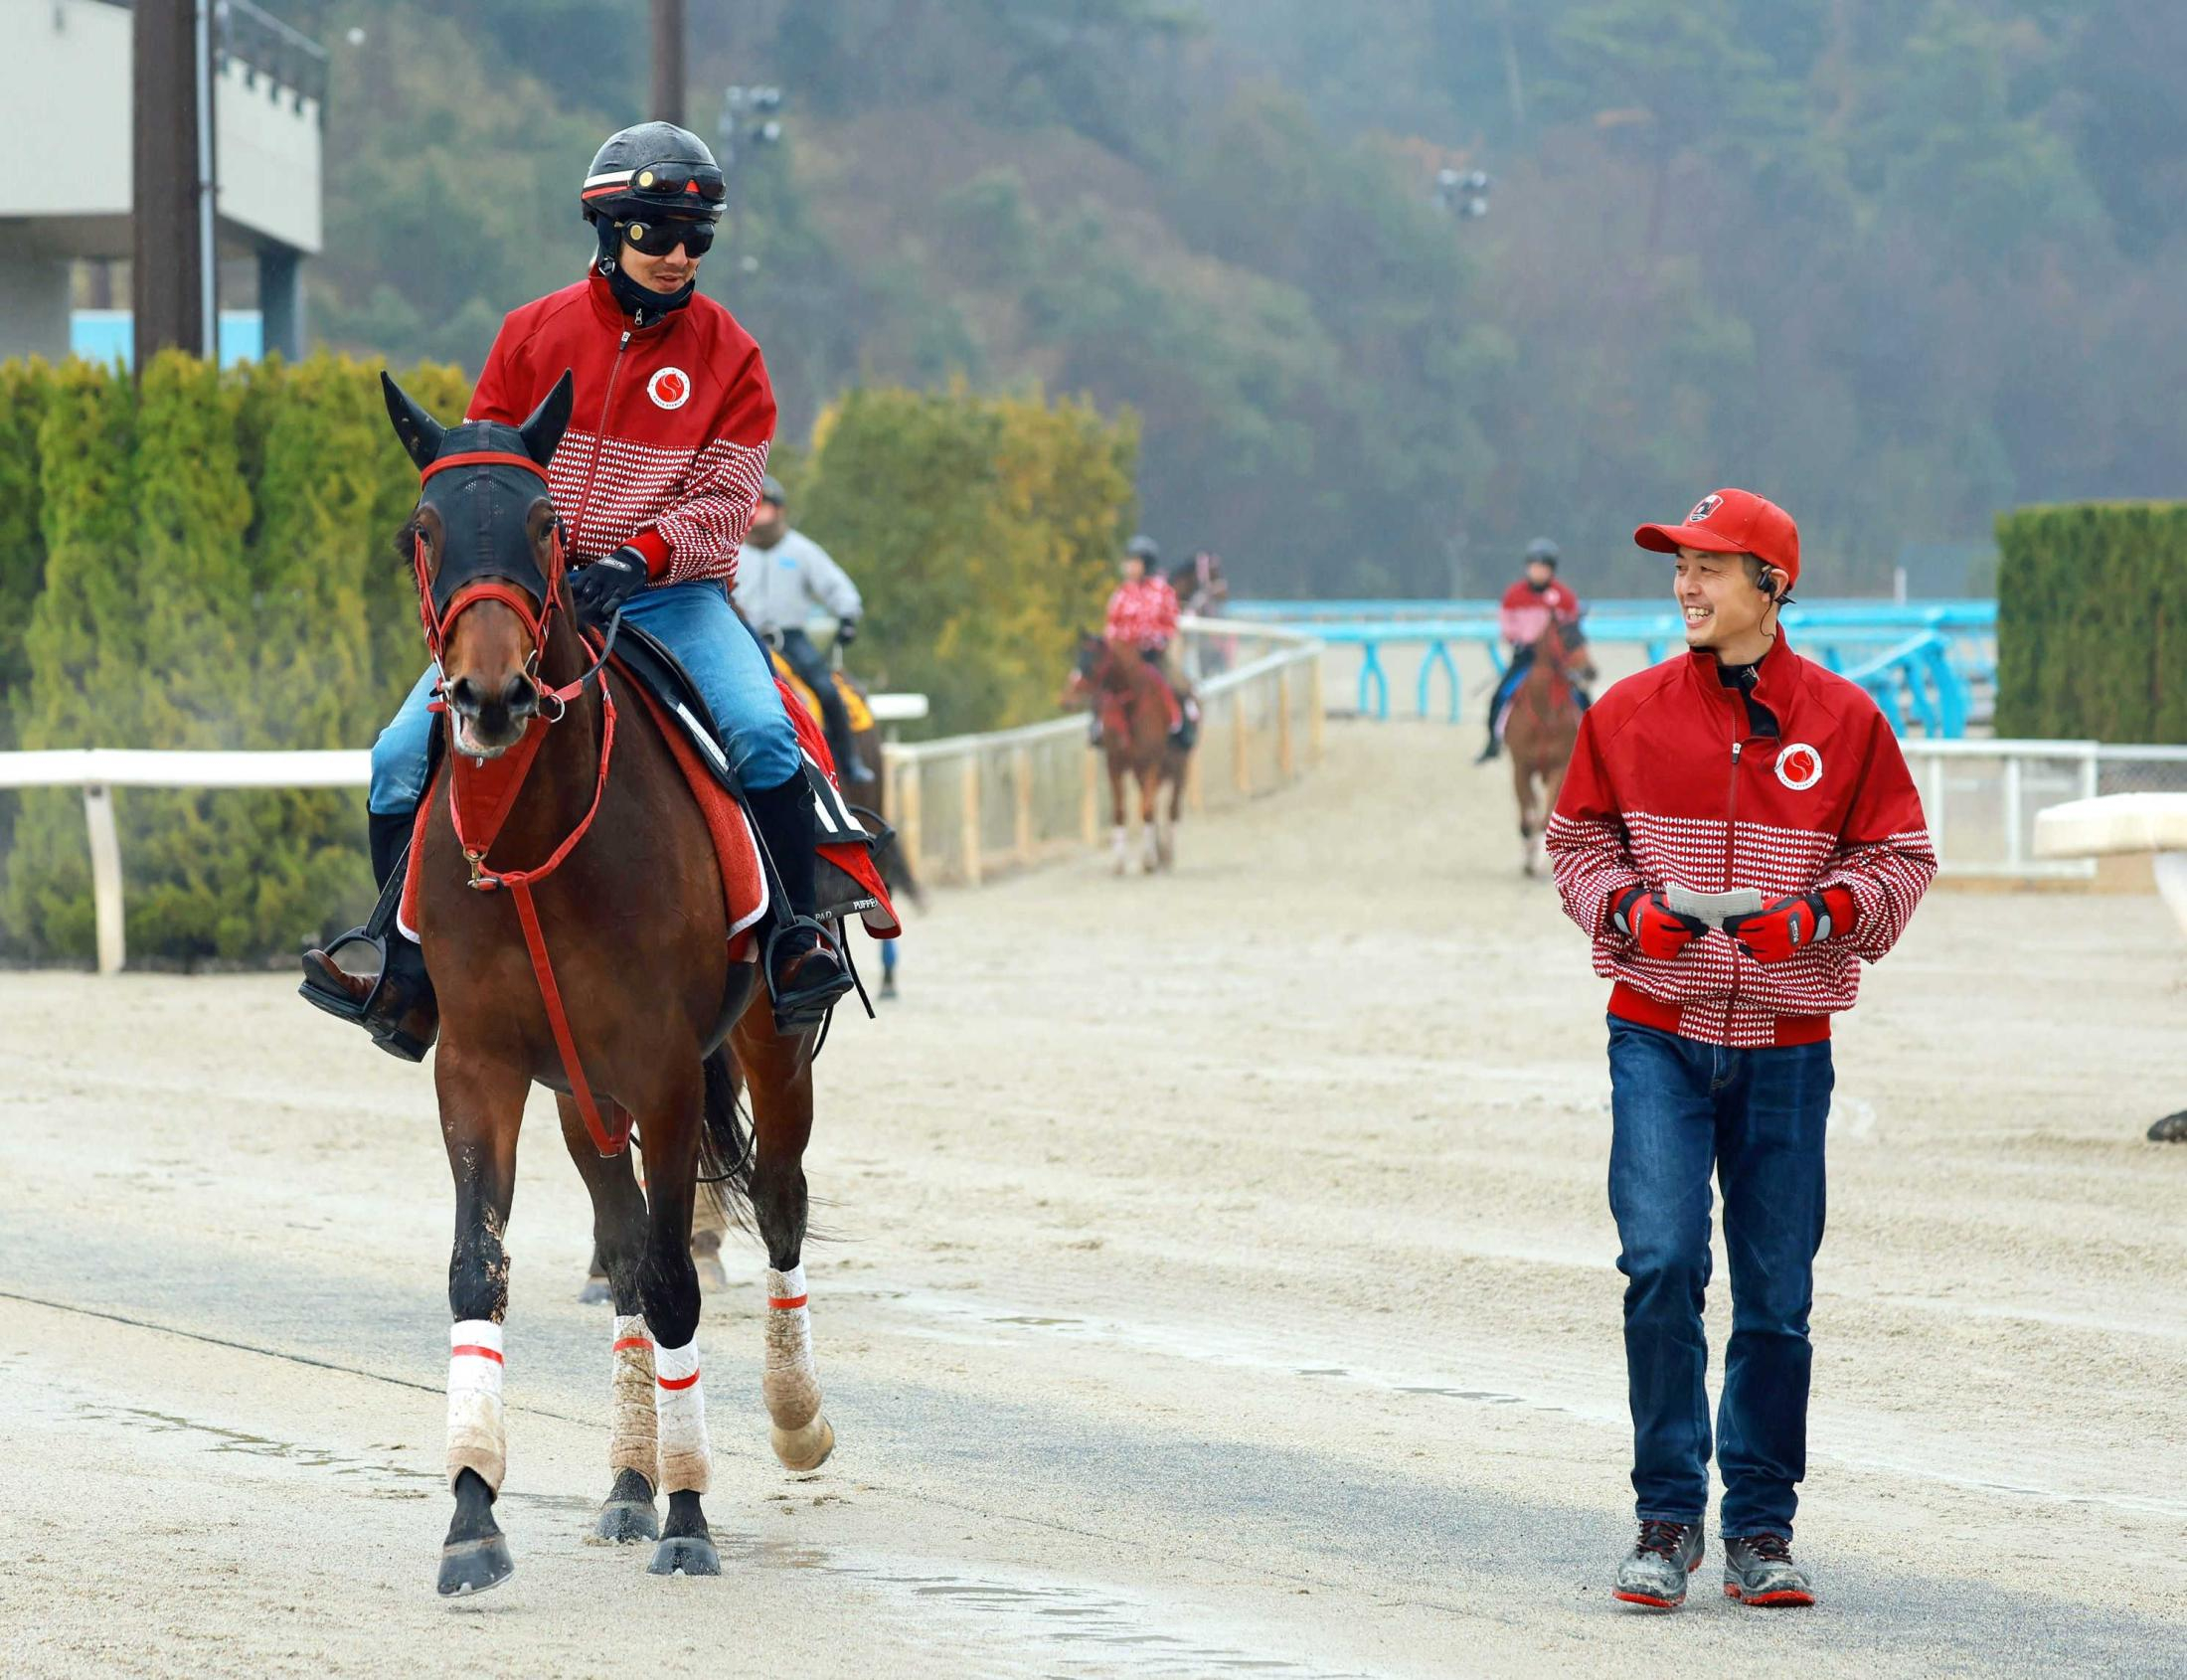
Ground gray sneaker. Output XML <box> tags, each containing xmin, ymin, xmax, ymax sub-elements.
<box><xmin>1722</xmin><ymin>1533</ymin><xmax>1815</xmax><ymax>1606</ymax></box>
<box><xmin>1613</xmin><ymin>1518</ymin><xmax>1705</xmax><ymax>1608</ymax></box>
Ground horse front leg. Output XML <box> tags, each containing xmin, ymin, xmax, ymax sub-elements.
<box><xmin>1138</xmin><ymin>764</ymin><xmax>1161</xmax><ymax>873</ymax></box>
<box><xmin>632</xmin><ymin>1061</ymin><xmax>720</xmax><ymax>1578</ymax></box>
<box><xmin>434</xmin><ymin>1044</ymin><xmax>528</xmax><ymax>1596</ymax></box>
<box><xmin>558</xmin><ymin>1095</ymin><xmax>659</xmax><ymax>1545</ymax></box>
<box><xmin>734</xmin><ymin>1014</ymin><xmax>835</xmax><ymax>1472</ymax></box>
<box><xmin>1108</xmin><ymin>756</ymin><xmax>1130</xmax><ymax>874</ymax></box>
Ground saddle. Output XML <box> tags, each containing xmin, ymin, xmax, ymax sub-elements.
<box><xmin>400</xmin><ymin>624</ymin><xmax>901</xmax><ymax>949</ymax></box>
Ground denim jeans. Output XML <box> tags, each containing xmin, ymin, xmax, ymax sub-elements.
<box><xmin>1605</xmin><ymin>1017</ymin><xmax>1833</xmax><ymax>1540</ymax></box>
<box><xmin>369</xmin><ymin>579</ymin><xmax>801</xmax><ymax>814</ymax></box>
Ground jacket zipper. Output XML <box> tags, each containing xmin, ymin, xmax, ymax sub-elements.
<box><xmin>1725</xmin><ymin>732</ymin><xmax>1745</xmax><ymax>1021</ymax></box>
<box><xmin>568</xmin><ymin>328</ymin><xmax>633</xmax><ymax>558</ymax></box>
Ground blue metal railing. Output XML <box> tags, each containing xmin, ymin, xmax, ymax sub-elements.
<box><xmin>1227</xmin><ymin>598</ymin><xmax>1995</xmax><ymax>737</ymax></box>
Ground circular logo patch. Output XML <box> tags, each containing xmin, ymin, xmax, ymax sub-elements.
<box><xmin>647</xmin><ymin>367</ymin><xmax>692</xmax><ymax>411</ymax></box>
<box><xmin>1775</xmin><ymin>742</ymin><xmax>1824</xmax><ymax>790</ymax></box>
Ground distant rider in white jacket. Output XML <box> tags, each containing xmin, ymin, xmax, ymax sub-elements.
<box><xmin>733</xmin><ymin>476</ymin><xmax>873</xmax><ymax>783</ymax></box>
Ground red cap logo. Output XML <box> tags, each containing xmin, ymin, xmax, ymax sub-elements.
<box><xmin>648</xmin><ymin>367</ymin><xmax>692</xmax><ymax>411</ymax></box>
<box><xmin>1688</xmin><ymin>493</ymin><xmax>1724</xmax><ymax>524</ymax></box>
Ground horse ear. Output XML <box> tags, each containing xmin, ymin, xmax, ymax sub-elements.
<box><xmin>381</xmin><ymin>372</ymin><xmax>445</xmax><ymax>472</ymax></box>
<box><xmin>518</xmin><ymin>369</ymin><xmax>575</xmax><ymax>467</ymax></box>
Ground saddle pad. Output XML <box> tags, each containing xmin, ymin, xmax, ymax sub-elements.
<box><xmin>398</xmin><ymin>687</ymin><xmax>769</xmax><ymax>958</ymax></box>
<box><xmin>770</xmin><ymin>649</ymin><xmax>876</xmax><ymax>734</ymax></box>
<box><xmin>779</xmin><ymin>677</ymin><xmax>901</xmax><ymax>938</ymax></box>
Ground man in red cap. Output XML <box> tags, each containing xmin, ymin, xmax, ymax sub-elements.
<box><xmin>1545</xmin><ymin>488</ymin><xmax>1935</xmax><ymax>1611</ymax></box>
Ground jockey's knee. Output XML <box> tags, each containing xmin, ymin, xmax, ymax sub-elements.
<box><xmin>730</xmin><ymin>708</ymin><xmax>802</xmax><ymax>792</ymax></box>
<box><xmin>368</xmin><ymin>688</ymin><xmax>436</xmax><ymax>816</ymax></box>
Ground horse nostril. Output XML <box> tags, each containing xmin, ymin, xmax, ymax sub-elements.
<box><xmin>503</xmin><ymin>673</ymin><xmax>536</xmax><ymax>715</ymax></box>
<box><xmin>448</xmin><ymin>676</ymin><xmax>480</xmax><ymax>713</ymax></box>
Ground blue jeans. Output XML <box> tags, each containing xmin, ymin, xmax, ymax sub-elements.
<box><xmin>1605</xmin><ymin>1017</ymin><xmax>1833</xmax><ymax>1540</ymax></box>
<box><xmin>369</xmin><ymin>580</ymin><xmax>800</xmax><ymax>814</ymax></box>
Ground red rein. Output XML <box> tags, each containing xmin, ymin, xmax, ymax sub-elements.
<box><xmin>417</xmin><ymin>449</ymin><xmax>630</xmax><ymax>1157</ymax></box>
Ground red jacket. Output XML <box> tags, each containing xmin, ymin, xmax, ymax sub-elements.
<box><xmin>1105</xmin><ymin>577</ymin><xmax>1180</xmax><ymax>650</ymax></box>
<box><xmin>1500</xmin><ymin>578</ymin><xmax>1581</xmax><ymax>646</ymax></box>
<box><xmin>467</xmin><ymin>272</ymin><xmax>775</xmax><ymax>586</ymax></box>
<box><xmin>1545</xmin><ymin>636</ymin><xmax>1935</xmax><ymax>1047</ymax></box>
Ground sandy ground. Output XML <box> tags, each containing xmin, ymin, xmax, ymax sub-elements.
<box><xmin>4</xmin><ymin>720</ymin><xmax>2184</xmax><ymax>1679</ymax></box>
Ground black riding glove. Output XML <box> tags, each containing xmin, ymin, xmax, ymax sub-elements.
<box><xmin>569</xmin><ymin>546</ymin><xmax>650</xmax><ymax>625</ymax></box>
<box><xmin>835</xmin><ymin>617</ymin><xmax>859</xmax><ymax>645</ymax></box>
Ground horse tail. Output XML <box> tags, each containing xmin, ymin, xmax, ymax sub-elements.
<box><xmin>697</xmin><ymin>1046</ymin><xmax>757</xmax><ymax>1232</ymax></box>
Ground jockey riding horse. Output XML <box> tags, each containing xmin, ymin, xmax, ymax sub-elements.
<box><xmin>1479</xmin><ymin>536</ymin><xmax>1592</xmax><ymax>763</ymax></box>
<box><xmin>1094</xmin><ymin>534</ymin><xmax>1197</xmax><ymax>751</ymax></box>
<box><xmin>302</xmin><ymin>121</ymin><xmax>854</xmax><ymax>1058</ymax></box>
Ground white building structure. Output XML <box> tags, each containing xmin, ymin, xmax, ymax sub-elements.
<box><xmin>0</xmin><ymin>0</ymin><xmax>325</xmax><ymax>362</ymax></box>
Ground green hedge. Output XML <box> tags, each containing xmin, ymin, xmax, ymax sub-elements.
<box><xmin>0</xmin><ymin>357</ymin><xmax>1136</xmax><ymax>964</ymax></box>
<box><xmin>1995</xmin><ymin>503</ymin><xmax>2187</xmax><ymax>744</ymax></box>
<box><xmin>0</xmin><ymin>353</ymin><xmax>468</xmax><ymax>965</ymax></box>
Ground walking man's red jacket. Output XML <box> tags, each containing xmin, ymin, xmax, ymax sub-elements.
<box><xmin>1545</xmin><ymin>636</ymin><xmax>1936</xmax><ymax>1047</ymax></box>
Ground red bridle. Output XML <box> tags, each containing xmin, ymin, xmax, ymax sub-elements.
<box><xmin>411</xmin><ymin>446</ymin><xmax>628</xmax><ymax>1157</ymax></box>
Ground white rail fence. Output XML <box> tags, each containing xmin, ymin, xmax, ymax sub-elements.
<box><xmin>882</xmin><ymin>618</ymin><xmax>1325</xmax><ymax>887</ymax></box>
<box><xmin>0</xmin><ymin>696</ymin><xmax>930</xmax><ymax>976</ymax></box>
<box><xmin>1900</xmin><ymin>739</ymin><xmax>2187</xmax><ymax>880</ymax></box>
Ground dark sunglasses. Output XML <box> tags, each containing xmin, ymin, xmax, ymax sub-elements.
<box><xmin>626</xmin><ymin>160</ymin><xmax>727</xmax><ymax>204</ymax></box>
<box><xmin>621</xmin><ymin>218</ymin><xmax>717</xmax><ymax>257</ymax></box>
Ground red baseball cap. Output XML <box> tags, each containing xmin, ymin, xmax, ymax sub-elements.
<box><xmin>1634</xmin><ymin>488</ymin><xmax>1800</xmax><ymax>589</ymax></box>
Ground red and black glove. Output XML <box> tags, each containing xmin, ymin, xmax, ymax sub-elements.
<box><xmin>1722</xmin><ymin>888</ymin><xmax>1856</xmax><ymax>964</ymax></box>
<box><xmin>1612</xmin><ymin>885</ymin><xmax>1707</xmax><ymax>961</ymax></box>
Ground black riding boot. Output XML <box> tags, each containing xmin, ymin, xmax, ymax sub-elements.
<box><xmin>297</xmin><ymin>809</ymin><xmax>440</xmax><ymax>1061</ymax></box>
<box><xmin>746</xmin><ymin>773</ymin><xmax>856</xmax><ymax>1031</ymax></box>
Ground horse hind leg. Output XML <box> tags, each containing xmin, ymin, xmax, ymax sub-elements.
<box><xmin>434</xmin><ymin>1050</ymin><xmax>529</xmax><ymax>1596</ymax></box>
<box><xmin>1138</xmin><ymin>768</ymin><xmax>1161</xmax><ymax>874</ymax></box>
<box><xmin>731</xmin><ymin>1018</ymin><xmax>835</xmax><ymax>1472</ymax></box>
<box><xmin>558</xmin><ymin>1095</ymin><xmax>660</xmax><ymax>1544</ymax></box>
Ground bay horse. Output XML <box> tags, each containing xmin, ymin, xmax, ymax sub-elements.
<box><xmin>1503</xmin><ymin>617</ymin><xmax>1596</xmax><ymax>876</ymax></box>
<box><xmin>1066</xmin><ymin>633</ymin><xmax>1189</xmax><ymax>874</ymax></box>
<box><xmin>380</xmin><ymin>373</ymin><xmax>836</xmax><ymax>1596</ymax></box>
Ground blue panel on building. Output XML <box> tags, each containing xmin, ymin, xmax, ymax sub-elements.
<box><xmin>70</xmin><ymin>310</ymin><xmax>266</xmax><ymax>369</ymax></box>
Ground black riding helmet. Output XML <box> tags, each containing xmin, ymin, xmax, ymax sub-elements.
<box><xmin>1524</xmin><ymin>537</ymin><xmax>1561</xmax><ymax>568</ymax></box>
<box><xmin>581</xmin><ymin>122</ymin><xmax>727</xmax><ymax>322</ymax></box>
<box><xmin>1125</xmin><ymin>533</ymin><xmax>1160</xmax><ymax>566</ymax></box>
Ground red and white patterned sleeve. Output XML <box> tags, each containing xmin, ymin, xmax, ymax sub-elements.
<box><xmin>1813</xmin><ymin>708</ymin><xmax>1936</xmax><ymax>961</ymax></box>
<box><xmin>1546</xmin><ymin>710</ymin><xmax>1647</xmax><ymax>941</ymax></box>
<box><xmin>645</xmin><ymin>338</ymin><xmax>776</xmax><ymax>587</ymax></box>
<box><xmin>1154</xmin><ymin>579</ymin><xmax>1180</xmax><ymax>641</ymax></box>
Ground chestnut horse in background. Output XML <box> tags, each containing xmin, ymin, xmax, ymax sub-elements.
<box><xmin>1066</xmin><ymin>633</ymin><xmax>1188</xmax><ymax>875</ymax></box>
<box><xmin>1503</xmin><ymin>616</ymin><xmax>1596</xmax><ymax>877</ymax></box>
<box><xmin>380</xmin><ymin>373</ymin><xmax>835</xmax><ymax>1597</ymax></box>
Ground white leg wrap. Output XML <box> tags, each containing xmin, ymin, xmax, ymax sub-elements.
<box><xmin>608</xmin><ymin>1314</ymin><xmax>658</xmax><ymax>1482</ymax></box>
<box><xmin>653</xmin><ymin>1337</ymin><xmax>711</xmax><ymax>1494</ymax></box>
<box><xmin>445</xmin><ymin>1319</ymin><xmax>506</xmax><ymax>1492</ymax></box>
<box><xmin>762</xmin><ymin>1263</ymin><xmax>821</xmax><ymax>1429</ymax></box>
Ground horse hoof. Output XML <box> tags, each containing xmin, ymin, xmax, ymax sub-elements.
<box><xmin>595</xmin><ymin>1478</ymin><xmax>660</xmax><ymax>1543</ymax></box>
<box><xmin>647</xmin><ymin>1534</ymin><xmax>721</xmax><ymax>1577</ymax></box>
<box><xmin>771</xmin><ymin>1414</ymin><xmax>835</xmax><ymax>1471</ymax></box>
<box><xmin>436</xmin><ymin>1534</ymin><xmax>515</xmax><ymax>1596</ymax></box>
<box><xmin>578</xmin><ymin>1275</ymin><xmax>613</xmax><ymax>1306</ymax></box>
<box><xmin>2149</xmin><ymin>1110</ymin><xmax>2187</xmax><ymax>1143</ymax></box>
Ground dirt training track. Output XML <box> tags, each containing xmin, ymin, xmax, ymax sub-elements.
<box><xmin>4</xmin><ymin>722</ymin><xmax>2183</xmax><ymax>1679</ymax></box>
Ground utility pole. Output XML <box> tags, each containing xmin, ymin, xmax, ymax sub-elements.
<box><xmin>133</xmin><ymin>0</ymin><xmax>218</xmax><ymax>362</ymax></box>
<box><xmin>651</xmin><ymin>0</ymin><xmax>686</xmax><ymax>124</ymax></box>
